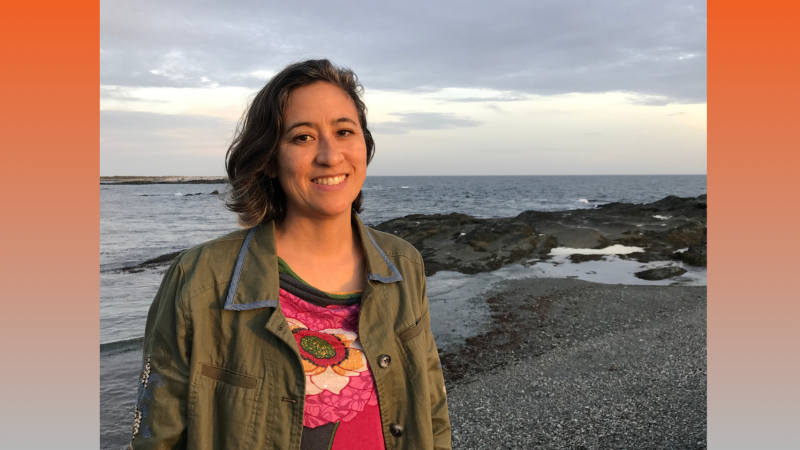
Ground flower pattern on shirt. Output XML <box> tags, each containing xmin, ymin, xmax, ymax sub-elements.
<box><xmin>287</xmin><ymin>317</ymin><xmax>367</xmax><ymax>395</ymax></box>
<box><xmin>279</xmin><ymin>288</ymin><xmax>380</xmax><ymax>428</ymax></box>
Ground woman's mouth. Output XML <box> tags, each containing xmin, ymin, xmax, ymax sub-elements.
<box><xmin>312</xmin><ymin>175</ymin><xmax>347</xmax><ymax>186</ymax></box>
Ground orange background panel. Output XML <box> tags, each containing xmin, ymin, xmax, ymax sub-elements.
<box><xmin>0</xmin><ymin>0</ymin><xmax>100</xmax><ymax>447</ymax></box>
<box><xmin>708</xmin><ymin>0</ymin><xmax>800</xmax><ymax>448</ymax></box>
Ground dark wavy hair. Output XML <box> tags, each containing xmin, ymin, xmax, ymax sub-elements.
<box><xmin>225</xmin><ymin>59</ymin><xmax>375</xmax><ymax>227</ymax></box>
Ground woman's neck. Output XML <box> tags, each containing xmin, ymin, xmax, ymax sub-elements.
<box><xmin>274</xmin><ymin>209</ymin><xmax>365</xmax><ymax>292</ymax></box>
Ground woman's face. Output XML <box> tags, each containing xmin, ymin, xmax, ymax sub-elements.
<box><xmin>273</xmin><ymin>82</ymin><xmax>368</xmax><ymax>220</ymax></box>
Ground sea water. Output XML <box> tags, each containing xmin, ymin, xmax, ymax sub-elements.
<box><xmin>100</xmin><ymin>175</ymin><xmax>706</xmax><ymax>449</ymax></box>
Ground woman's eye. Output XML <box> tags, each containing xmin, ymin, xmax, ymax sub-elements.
<box><xmin>337</xmin><ymin>129</ymin><xmax>354</xmax><ymax>137</ymax></box>
<box><xmin>294</xmin><ymin>134</ymin><xmax>312</xmax><ymax>143</ymax></box>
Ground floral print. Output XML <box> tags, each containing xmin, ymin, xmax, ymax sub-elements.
<box><xmin>303</xmin><ymin>371</ymin><xmax>379</xmax><ymax>428</ymax></box>
<box><xmin>279</xmin><ymin>288</ymin><xmax>379</xmax><ymax>428</ymax></box>
<box><xmin>288</xmin><ymin>317</ymin><xmax>368</xmax><ymax>395</ymax></box>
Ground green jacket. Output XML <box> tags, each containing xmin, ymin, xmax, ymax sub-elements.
<box><xmin>129</xmin><ymin>214</ymin><xmax>451</xmax><ymax>450</ymax></box>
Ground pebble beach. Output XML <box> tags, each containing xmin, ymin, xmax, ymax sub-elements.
<box><xmin>439</xmin><ymin>277</ymin><xmax>706</xmax><ymax>449</ymax></box>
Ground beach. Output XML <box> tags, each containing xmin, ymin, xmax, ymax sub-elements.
<box><xmin>440</xmin><ymin>278</ymin><xmax>706</xmax><ymax>449</ymax></box>
<box><xmin>100</xmin><ymin>176</ymin><xmax>707</xmax><ymax>449</ymax></box>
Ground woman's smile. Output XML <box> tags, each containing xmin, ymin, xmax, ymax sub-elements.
<box><xmin>311</xmin><ymin>173</ymin><xmax>349</xmax><ymax>188</ymax></box>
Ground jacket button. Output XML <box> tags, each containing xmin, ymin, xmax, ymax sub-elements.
<box><xmin>389</xmin><ymin>423</ymin><xmax>403</xmax><ymax>437</ymax></box>
<box><xmin>377</xmin><ymin>354</ymin><xmax>391</xmax><ymax>368</ymax></box>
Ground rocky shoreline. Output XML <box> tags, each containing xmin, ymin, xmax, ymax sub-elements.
<box><xmin>113</xmin><ymin>194</ymin><xmax>707</xmax><ymax>279</ymax></box>
<box><xmin>374</xmin><ymin>194</ymin><xmax>707</xmax><ymax>276</ymax></box>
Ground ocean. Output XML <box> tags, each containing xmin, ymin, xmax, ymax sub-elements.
<box><xmin>100</xmin><ymin>175</ymin><xmax>706</xmax><ymax>449</ymax></box>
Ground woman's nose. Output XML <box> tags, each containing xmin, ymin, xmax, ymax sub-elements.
<box><xmin>315</xmin><ymin>134</ymin><xmax>344</xmax><ymax>167</ymax></box>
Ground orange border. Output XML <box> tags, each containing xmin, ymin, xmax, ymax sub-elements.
<box><xmin>708</xmin><ymin>0</ymin><xmax>799</xmax><ymax>447</ymax></box>
<box><xmin>1</xmin><ymin>0</ymin><xmax>99</xmax><ymax>445</ymax></box>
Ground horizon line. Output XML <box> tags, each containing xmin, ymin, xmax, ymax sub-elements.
<box><xmin>100</xmin><ymin>173</ymin><xmax>708</xmax><ymax>178</ymax></box>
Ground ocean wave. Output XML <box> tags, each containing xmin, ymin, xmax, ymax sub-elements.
<box><xmin>101</xmin><ymin>336</ymin><xmax>144</xmax><ymax>356</ymax></box>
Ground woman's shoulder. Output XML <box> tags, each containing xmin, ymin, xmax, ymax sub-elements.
<box><xmin>168</xmin><ymin>228</ymin><xmax>253</xmax><ymax>297</ymax></box>
<box><xmin>177</xmin><ymin>228</ymin><xmax>250</xmax><ymax>264</ymax></box>
<box><xmin>364</xmin><ymin>226</ymin><xmax>423</xmax><ymax>266</ymax></box>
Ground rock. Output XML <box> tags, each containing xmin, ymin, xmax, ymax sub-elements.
<box><xmin>673</xmin><ymin>245</ymin><xmax>707</xmax><ymax>267</ymax></box>
<box><xmin>210</xmin><ymin>190</ymin><xmax>219</xmax><ymax>195</ymax></box>
<box><xmin>539</xmin><ymin>225</ymin><xmax>605</xmax><ymax>248</ymax></box>
<box><xmin>373</xmin><ymin>195</ymin><xmax>706</xmax><ymax>276</ymax></box>
<box><xmin>568</xmin><ymin>254</ymin><xmax>606</xmax><ymax>263</ymax></box>
<box><xmin>139</xmin><ymin>251</ymin><xmax>182</xmax><ymax>265</ymax></box>
<box><xmin>117</xmin><ymin>251</ymin><xmax>182</xmax><ymax>273</ymax></box>
<box><xmin>374</xmin><ymin>213</ymin><xmax>545</xmax><ymax>276</ymax></box>
<box><xmin>634</xmin><ymin>266</ymin><xmax>688</xmax><ymax>281</ymax></box>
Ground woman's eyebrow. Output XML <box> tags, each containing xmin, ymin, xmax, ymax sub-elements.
<box><xmin>333</xmin><ymin>117</ymin><xmax>357</xmax><ymax>126</ymax></box>
<box><xmin>284</xmin><ymin>118</ymin><xmax>358</xmax><ymax>135</ymax></box>
<box><xmin>284</xmin><ymin>121</ymin><xmax>314</xmax><ymax>135</ymax></box>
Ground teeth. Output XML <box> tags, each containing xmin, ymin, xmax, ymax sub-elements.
<box><xmin>313</xmin><ymin>175</ymin><xmax>346</xmax><ymax>186</ymax></box>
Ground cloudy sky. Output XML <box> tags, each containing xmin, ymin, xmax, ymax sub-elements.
<box><xmin>100</xmin><ymin>0</ymin><xmax>706</xmax><ymax>176</ymax></box>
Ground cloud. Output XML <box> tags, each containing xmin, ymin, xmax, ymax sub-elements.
<box><xmin>446</xmin><ymin>95</ymin><xmax>531</xmax><ymax>103</ymax></box>
<box><xmin>100</xmin><ymin>0</ymin><xmax>706</xmax><ymax>102</ymax></box>
<box><xmin>101</xmin><ymin>110</ymin><xmax>233</xmax><ymax>140</ymax></box>
<box><xmin>101</xmin><ymin>110</ymin><xmax>236</xmax><ymax>174</ymax></box>
<box><xmin>370</xmin><ymin>112</ymin><xmax>482</xmax><ymax>135</ymax></box>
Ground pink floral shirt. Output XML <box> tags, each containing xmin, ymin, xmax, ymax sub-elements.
<box><xmin>280</xmin><ymin>288</ymin><xmax>385</xmax><ymax>449</ymax></box>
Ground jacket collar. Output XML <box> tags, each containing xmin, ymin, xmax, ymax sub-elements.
<box><xmin>223</xmin><ymin>212</ymin><xmax>402</xmax><ymax>311</ymax></box>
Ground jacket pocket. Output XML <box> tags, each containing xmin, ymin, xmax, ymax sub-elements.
<box><xmin>188</xmin><ymin>364</ymin><xmax>262</xmax><ymax>450</ymax></box>
<box><xmin>398</xmin><ymin>309</ymin><xmax>430</xmax><ymax>343</ymax></box>
<box><xmin>200</xmin><ymin>364</ymin><xmax>258</xmax><ymax>389</ymax></box>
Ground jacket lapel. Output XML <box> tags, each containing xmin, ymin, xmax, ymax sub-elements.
<box><xmin>223</xmin><ymin>221</ymin><xmax>280</xmax><ymax>311</ymax></box>
<box><xmin>354</xmin><ymin>213</ymin><xmax>403</xmax><ymax>283</ymax></box>
<box><xmin>223</xmin><ymin>212</ymin><xmax>402</xmax><ymax>312</ymax></box>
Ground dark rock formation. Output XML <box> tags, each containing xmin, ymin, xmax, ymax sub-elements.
<box><xmin>210</xmin><ymin>190</ymin><xmax>219</xmax><ymax>195</ymax></box>
<box><xmin>673</xmin><ymin>245</ymin><xmax>707</xmax><ymax>267</ymax></box>
<box><xmin>375</xmin><ymin>195</ymin><xmax>707</xmax><ymax>276</ymax></box>
<box><xmin>568</xmin><ymin>254</ymin><xmax>606</xmax><ymax>263</ymax></box>
<box><xmin>373</xmin><ymin>213</ymin><xmax>557</xmax><ymax>276</ymax></box>
<box><xmin>120</xmin><ymin>194</ymin><xmax>707</xmax><ymax>277</ymax></box>
<box><xmin>117</xmin><ymin>251</ymin><xmax>182</xmax><ymax>273</ymax></box>
<box><xmin>634</xmin><ymin>266</ymin><xmax>688</xmax><ymax>281</ymax></box>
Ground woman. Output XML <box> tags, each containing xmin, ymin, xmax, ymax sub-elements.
<box><xmin>129</xmin><ymin>59</ymin><xmax>451</xmax><ymax>450</ymax></box>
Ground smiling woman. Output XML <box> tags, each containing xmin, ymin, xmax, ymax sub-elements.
<box><xmin>128</xmin><ymin>59</ymin><xmax>451</xmax><ymax>450</ymax></box>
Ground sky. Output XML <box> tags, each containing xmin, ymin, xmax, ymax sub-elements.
<box><xmin>100</xmin><ymin>0</ymin><xmax>707</xmax><ymax>176</ymax></box>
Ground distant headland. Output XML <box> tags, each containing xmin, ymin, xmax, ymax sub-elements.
<box><xmin>100</xmin><ymin>176</ymin><xmax>228</xmax><ymax>185</ymax></box>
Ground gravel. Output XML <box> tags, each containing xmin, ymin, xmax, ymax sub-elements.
<box><xmin>440</xmin><ymin>278</ymin><xmax>707</xmax><ymax>449</ymax></box>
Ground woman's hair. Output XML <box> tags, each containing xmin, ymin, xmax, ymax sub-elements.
<box><xmin>225</xmin><ymin>59</ymin><xmax>375</xmax><ymax>227</ymax></box>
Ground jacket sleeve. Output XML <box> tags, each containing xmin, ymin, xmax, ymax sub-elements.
<box><xmin>130</xmin><ymin>256</ymin><xmax>192</xmax><ymax>450</ymax></box>
<box><xmin>421</xmin><ymin>263</ymin><xmax>452</xmax><ymax>450</ymax></box>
